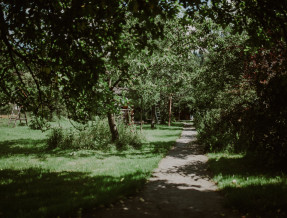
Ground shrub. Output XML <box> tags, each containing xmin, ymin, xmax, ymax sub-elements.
<box><xmin>192</xmin><ymin>38</ymin><xmax>287</xmax><ymax>166</ymax></box>
<box><xmin>29</xmin><ymin>115</ymin><xmax>51</xmax><ymax>131</ymax></box>
<box><xmin>46</xmin><ymin>118</ymin><xmax>142</xmax><ymax>150</ymax></box>
<box><xmin>116</xmin><ymin>122</ymin><xmax>142</xmax><ymax>149</ymax></box>
<box><xmin>0</xmin><ymin>104</ymin><xmax>11</xmax><ymax>114</ymax></box>
<box><xmin>47</xmin><ymin>127</ymin><xmax>64</xmax><ymax>149</ymax></box>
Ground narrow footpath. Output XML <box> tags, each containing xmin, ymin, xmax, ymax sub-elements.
<box><xmin>87</xmin><ymin>124</ymin><xmax>239</xmax><ymax>218</ymax></box>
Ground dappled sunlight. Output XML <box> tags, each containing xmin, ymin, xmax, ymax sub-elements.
<box><xmin>0</xmin><ymin>168</ymin><xmax>147</xmax><ymax>218</ymax></box>
<box><xmin>0</xmin><ymin>139</ymin><xmax>46</xmax><ymax>157</ymax></box>
<box><xmin>162</xmin><ymin>160</ymin><xmax>212</xmax><ymax>182</ymax></box>
<box><xmin>1</xmin><ymin>0</ymin><xmax>286</xmax><ymax>217</ymax></box>
<box><xmin>0</xmin><ymin>122</ymin><xmax>182</xmax><ymax>217</ymax></box>
<box><xmin>84</xmin><ymin>126</ymin><xmax>239</xmax><ymax>217</ymax></box>
<box><xmin>90</xmin><ymin>179</ymin><xmax>231</xmax><ymax>218</ymax></box>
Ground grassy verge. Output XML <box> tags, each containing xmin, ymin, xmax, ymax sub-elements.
<box><xmin>0</xmin><ymin>123</ymin><xmax>182</xmax><ymax>218</ymax></box>
<box><xmin>208</xmin><ymin>152</ymin><xmax>287</xmax><ymax>217</ymax></box>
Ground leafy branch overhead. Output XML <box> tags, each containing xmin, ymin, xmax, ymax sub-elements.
<box><xmin>1</xmin><ymin>0</ymin><xmax>287</xmax><ymax>160</ymax></box>
<box><xmin>0</xmin><ymin>0</ymin><xmax>180</xmax><ymax>120</ymax></box>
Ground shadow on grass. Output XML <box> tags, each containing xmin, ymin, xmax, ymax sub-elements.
<box><xmin>140</xmin><ymin>124</ymin><xmax>183</xmax><ymax>131</ymax></box>
<box><xmin>223</xmin><ymin>183</ymin><xmax>287</xmax><ymax>217</ymax></box>
<box><xmin>208</xmin><ymin>155</ymin><xmax>287</xmax><ymax>217</ymax></box>
<box><xmin>0</xmin><ymin>138</ymin><xmax>46</xmax><ymax>147</ymax></box>
<box><xmin>208</xmin><ymin>155</ymin><xmax>285</xmax><ymax>177</ymax></box>
<box><xmin>96</xmin><ymin>140</ymin><xmax>177</xmax><ymax>159</ymax></box>
<box><xmin>159</xmin><ymin>133</ymin><xmax>182</xmax><ymax>138</ymax></box>
<box><xmin>150</xmin><ymin>141</ymin><xmax>176</xmax><ymax>154</ymax></box>
<box><xmin>157</xmin><ymin>125</ymin><xmax>182</xmax><ymax>131</ymax></box>
<box><xmin>0</xmin><ymin>138</ymin><xmax>178</xmax><ymax>160</ymax></box>
<box><xmin>0</xmin><ymin>139</ymin><xmax>47</xmax><ymax>157</ymax></box>
<box><xmin>0</xmin><ymin>168</ymin><xmax>147</xmax><ymax>218</ymax></box>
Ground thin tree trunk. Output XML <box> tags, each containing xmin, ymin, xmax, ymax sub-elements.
<box><xmin>151</xmin><ymin>105</ymin><xmax>156</xmax><ymax>129</ymax></box>
<box><xmin>140</xmin><ymin>97</ymin><xmax>143</xmax><ymax>131</ymax></box>
<box><xmin>107</xmin><ymin>78</ymin><xmax>119</xmax><ymax>142</ymax></box>
<box><xmin>168</xmin><ymin>95</ymin><xmax>172</xmax><ymax>126</ymax></box>
<box><xmin>178</xmin><ymin>104</ymin><xmax>181</xmax><ymax>121</ymax></box>
<box><xmin>107</xmin><ymin>112</ymin><xmax>119</xmax><ymax>142</ymax></box>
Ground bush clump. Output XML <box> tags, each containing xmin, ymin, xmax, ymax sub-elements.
<box><xmin>29</xmin><ymin>115</ymin><xmax>51</xmax><ymax>131</ymax></box>
<box><xmin>116</xmin><ymin>122</ymin><xmax>142</xmax><ymax>148</ymax></box>
<box><xmin>192</xmin><ymin>34</ymin><xmax>287</xmax><ymax>166</ymax></box>
<box><xmin>47</xmin><ymin>118</ymin><xmax>142</xmax><ymax>150</ymax></box>
<box><xmin>47</xmin><ymin>127</ymin><xmax>64</xmax><ymax>149</ymax></box>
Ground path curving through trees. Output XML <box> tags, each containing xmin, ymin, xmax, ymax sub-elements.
<box><xmin>86</xmin><ymin>124</ymin><xmax>239</xmax><ymax>218</ymax></box>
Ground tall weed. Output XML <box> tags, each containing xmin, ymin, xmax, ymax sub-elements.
<box><xmin>46</xmin><ymin>118</ymin><xmax>142</xmax><ymax>150</ymax></box>
<box><xmin>47</xmin><ymin>127</ymin><xmax>64</xmax><ymax>149</ymax></box>
<box><xmin>116</xmin><ymin>122</ymin><xmax>142</xmax><ymax>149</ymax></box>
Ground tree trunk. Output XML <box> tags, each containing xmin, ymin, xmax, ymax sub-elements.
<box><xmin>140</xmin><ymin>97</ymin><xmax>143</xmax><ymax>131</ymax></box>
<box><xmin>107</xmin><ymin>78</ymin><xmax>119</xmax><ymax>142</ymax></box>
<box><xmin>168</xmin><ymin>95</ymin><xmax>172</xmax><ymax>126</ymax></box>
<box><xmin>178</xmin><ymin>104</ymin><xmax>181</xmax><ymax>121</ymax></box>
<box><xmin>151</xmin><ymin>105</ymin><xmax>156</xmax><ymax>129</ymax></box>
<box><xmin>107</xmin><ymin>112</ymin><xmax>119</xmax><ymax>142</ymax></box>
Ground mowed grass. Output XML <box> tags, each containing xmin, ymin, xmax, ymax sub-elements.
<box><xmin>0</xmin><ymin>122</ymin><xmax>182</xmax><ymax>218</ymax></box>
<box><xmin>208</xmin><ymin>152</ymin><xmax>287</xmax><ymax>217</ymax></box>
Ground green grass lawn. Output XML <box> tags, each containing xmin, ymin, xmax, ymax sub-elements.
<box><xmin>208</xmin><ymin>152</ymin><xmax>287</xmax><ymax>217</ymax></box>
<box><xmin>0</xmin><ymin>122</ymin><xmax>182</xmax><ymax>218</ymax></box>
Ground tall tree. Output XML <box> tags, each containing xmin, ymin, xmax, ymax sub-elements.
<box><xmin>0</xmin><ymin>0</ymin><xmax>180</xmax><ymax>119</ymax></box>
<box><xmin>0</xmin><ymin>0</ymin><xmax>181</xmax><ymax>140</ymax></box>
<box><xmin>182</xmin><ymin>0</ymin><xmax>287</xmax><ymax>46</ymax></box>
<box><xmin>128</xmin><ymin>17</ymin><xmax>197</xmax><ymax>126</ymax></box>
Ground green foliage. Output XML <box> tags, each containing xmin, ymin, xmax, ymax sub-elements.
<box><xmin>116</xmin><ymin>122</ymin><xmax>142</xmax><ymax>148</ymax></box>
<box><xmin>208</xmin><ymin>152</ymin><xmax>287</xmax><ymax>217</ymax></box>
<box><xmin>0</xmin><ymin>0</ymin><xmax>181</xmax><ymax>123</ymax></box>
<box><xmin>184</xmin><ymin>0</ymin><xmax>287</xmax><ymax>47</ymax></box>
<box><xmin>190</xmin><ymin>17</ymin><xmax>287</xmax><ymax>165</ymax></box>
<box><xmin>179</xmin><ymin>2</ymin><xmax>287</xmax><ymax>164</ymax></box>
<box><xmin>190</xmin><ymin>22</ymin><xmax>250</xmax><ymax>152</ymax></box>
<box><xmin>46</xmin><ymin>127</ymin><xmax>64</xmax><ymax>149</ymax></box>
<box><xmin>128</xmin><ymin>17</ymin><xmax>197</xmax><ymax>123</ymax></box>
<box><xmin>47</xmin><ymin>118</ymin><xmax>142</xmax><ymax>150</ymax></box>
<box><xmin>29</xmin><ymin>115</ymin><xmax>51</xmax><ymax>131</ymax></box>
<box><xmin>241</xmin><ymin>43</ymin><xmax>287</xmax><ymax>161</ymax></box>
<box><xmin>0</xmin><ymin>104</ymin><xmax>10</xmax><ymax>114</ymax></box>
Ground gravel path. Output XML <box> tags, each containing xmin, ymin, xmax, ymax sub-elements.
<box><xmin>85</xmin><ymin>124</ymin><xmax>239</xmax><ymax>218</ymax></box>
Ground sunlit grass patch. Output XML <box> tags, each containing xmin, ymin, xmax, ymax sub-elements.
<box><xmin>208</xmin><ymin>152</ymin><xmax>287</xmax><ymax>217</ymax></box>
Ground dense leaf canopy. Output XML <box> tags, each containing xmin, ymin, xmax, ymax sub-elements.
<box><xmin>1</xmin><ymin>1</ymin><xmax>287</xmax><ymax>161</ymax></box>
<box><xmin>0</xmin><ymin>0</ymin><xmax>179</xmax><ymax>119</ymax></box>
